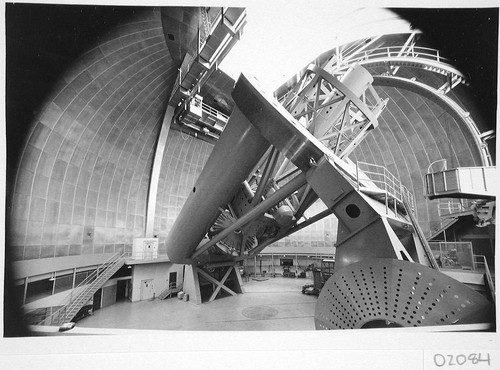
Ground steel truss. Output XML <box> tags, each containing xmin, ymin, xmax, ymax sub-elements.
<box><xmin>164</xmin><ymin>71</ymin><xmax>494</xmax><ymax>329</ymax></box>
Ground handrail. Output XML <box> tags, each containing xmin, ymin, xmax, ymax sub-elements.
<box><xmin>199</xmin><ymin>7</ymin><xmax>224</xmax><ymax>50</ymax></box>
<box><xmin>72</xmin><ymin>251</ymin><xmax>126</xmax><ymax>296</ymax></box>
<box><xmin>125</xmin><ymin>251</ymin><xmax>168</xmax><ymax>260</ymax></box>
<box><xmin>429</xmin><ymin>241</ymin><xmax>475</xmax><ymax>271</ymax></box>
<box><xmin>158</xmin><ymin>282</ymin><xmax>183</xmax><ymax>300</ymax></box>
<box><xmin>201</xmin><ymin>101</ymin><xmax>229</xmax><ymax>122</ymax></box>
<box><xmin>24</xmin><ymin>305</ymin><xmax>63</xmax><ymax>325</ymax></box>
<box><xmin>356</xmin><ymin>161</ymin><xmax>415</xmax><ymax>214</ymax></box>
<box><xmin>323</xmin><ymin>44</ymin><xmax>467</xmax><ymax>87</ymax></box>
<box><xmin>39</xmin><ymin>251</ymin><xmax>127</xmax><ymax>325</ymax></box>
<box><xmin>346</xmin><ymin>45</ymin><xmax>449</xmax><ymax>64</ymax></box>
<box><xmin>64</xmin><ymin>252</ymin><xmax>125</xmax><ymax>319</ymax></box>
<box><xmin>403</xmin><ymin>195</ymin><xmax>440</xmax><ymax>270</ymax></box>
<box><xmin>438</xmin><ymin>198</ymin><xmax>475</xmax><ymax>218</ymax></box>
<box><xmin>170</xmin><ymin>53</ymin><xmax>196</xmax><ymax>102</ymax></box>
<box><xmin>332</xmin><ymin>44</ymin><xmax>449</xmax><ymax>74</ymax></box>
<box><xmin>474</xmin><ymin>255</ymin><xmax>495</xmax><ymax>303</ymax></box>
<box><xmin>199</xmin><ymin>7</ymin><xmax>211</xmax><ymax>47</ymax></box>
<box><xmin>73</xmin><ymin>252</ymin><xmax>122</xmax><ymax>293</ymax></box>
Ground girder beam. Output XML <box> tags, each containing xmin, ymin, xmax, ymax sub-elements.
<box><xmin>191</xmin><ymin>172</ymin><xmax>307</xmax><ymax>259</ymax></box>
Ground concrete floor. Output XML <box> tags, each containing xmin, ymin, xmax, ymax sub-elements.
<box><xmin>76</xmin><ymin>277</ymin><xmax>317</xmax><ymax>331</ymax></box>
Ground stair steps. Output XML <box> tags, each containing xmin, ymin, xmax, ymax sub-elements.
<box><xmin>39</xmin><ymin>252</ymin><xmax>127</xmax><ymax>326</ymax></box>
<box><xmin>157</xmin><ymin>283</ymin><xmax>183</xmax><ymax>300</ymax></box>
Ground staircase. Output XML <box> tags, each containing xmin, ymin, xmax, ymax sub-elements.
<box><xmin>38</xmin><ymin>252</ymin><xmax>127</xmax><ymax>326</ymax></box>
<box><xmin>157</xmin><ymin>282</ymin><xmax>183</xmax><ymax>300</ymax></box>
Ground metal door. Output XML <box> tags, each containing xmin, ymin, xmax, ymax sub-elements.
<box><xmin>144</xmin><ymin>241</ymin><xmax>153</xmax><ymax>259</ymax></box>
<box><xmin>140</xmin><ymin>279</ymin><xmax>154</xmax><ymax>300</ymax></box>
<box><xmin>93</xmin><ymin>288</ymin><xmax>102</xmax><ymax>311</ymax></box>
<box><xmin>169</xmin><ymin>272</ymin><xmax>177</xmax><ymax>289</ymax></box>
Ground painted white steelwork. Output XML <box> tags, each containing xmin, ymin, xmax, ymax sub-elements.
<box><xmin>278</xmin><ymin>64</ymin><xmax>387</xmax><ymax>158</ymax></box>
<box><xmin>169</xmin><ymin>7</ymin><xmax>247</xmax><ymax>109</ymax></box>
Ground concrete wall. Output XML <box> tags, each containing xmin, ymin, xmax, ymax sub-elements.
<box><xmin>130</xmin><ymin>262</ymin><xmax>184</xmax><ymax>302</ymax></box>
<box><xmin>182</xmin><ymin>265</ymin><xmax>201</xmax><ymax>304</ymax></box>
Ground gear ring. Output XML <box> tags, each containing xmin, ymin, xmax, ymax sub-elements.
<box><xmin>315</xmin><ymin>258</ymin><xmax>494</xmax><ymax>330</ymax></box>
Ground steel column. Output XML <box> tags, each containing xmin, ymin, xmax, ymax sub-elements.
<box><xmin>252</xmin><ymin>146</ymin><xmax>279</xmax><ymax>206</ymax></box>
<box><xmin>196</xmin><ymin>267</ymin><xmax>237</xmax><ymax>300</ymax></box>
<box><xmin>208</xmin><ymin>266</ymin><xmax>235</xmax><ymax>301</ymax></box>
<box><xmin>23</xmin><ymin>276</ymin><xmax>28</xmax><ymax>305</ymax></box>
<box><xmin>145</xmin><ymin>106</ymin><xmax>174</xmax><ymax>237</ymax></box>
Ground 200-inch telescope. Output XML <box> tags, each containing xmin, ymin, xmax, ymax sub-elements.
<box><xmin>165</xmin><ymin>71</ymin><xmax>494</xmax><ymax>329</ymax></box>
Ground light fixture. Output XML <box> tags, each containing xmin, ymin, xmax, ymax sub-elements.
<box><xmin>48</xmin><ymin>272</ymin><xmax>55</xmax><ymax>281</ymax></box>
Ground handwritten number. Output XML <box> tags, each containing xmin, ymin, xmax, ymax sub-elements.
<box><xmin>434</xmin><ymin>354</ymin><xmax>446</xmax><ymax>367</ymax></box>
<box><xmin>433</xmin><ymin>353</ymin><xmax>491</xmax><ymax>367</ymax></box>
<box><xmin>468</xmin><ymin>354</ymin><xmax>478</xmax><ymax>365</ymax></box>
<box><xmin>478</xmin><ymin>353</ymin><xmax>491</xmax><ymax>366</ymax></box>
<box><xmin>456</xmin><ymin>355</ymin><xmax>466</xmax><ymax>365</ymax></box>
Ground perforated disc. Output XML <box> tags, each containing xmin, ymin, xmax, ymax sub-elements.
<box><xmin>315</xmin><ymin>258</ymin><xmax>494</xmax><ymax>330</ymax></box>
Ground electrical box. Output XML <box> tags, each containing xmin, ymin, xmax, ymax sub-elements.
<box><xmin>132</xmin><ymin>238</ymin><xmax>158</xmax><ymax>260</ymax></box>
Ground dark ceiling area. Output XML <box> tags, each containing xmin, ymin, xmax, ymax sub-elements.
<box><xmin>392</xmin><ymin>8</ymin><xmax>498</xmax><ymax>130</ymax></box>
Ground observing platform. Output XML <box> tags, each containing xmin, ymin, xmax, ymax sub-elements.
<box><xmin>425</xmin><ymin>166</ymin><xmax>496</xmax><ymax>200</ymax></box>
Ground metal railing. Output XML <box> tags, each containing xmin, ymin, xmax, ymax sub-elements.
<box><xmin>403</xmin><ymin>196</ymin><xmax>440</xmax><ymax>270</ymax></box>
<box><xmin>277</xmin><ymin>89</ymin><xmax>294</xmax><ymax>105</ymax></box>
<box><xmin>170</xmin><ymin>53</ymin><xmax>196</xmax><ymax>102</ymax></box>
<box><xmin>474</xmin><ymin>255</ymin><xmax>495</xmax><ymax>302</ymax></box>
<box><xmin>429</xmin><ymin>242</ymin><xmax>475</xmax><ymax>271</ymax></box>
<box><xmin>202</xmin><ymin>101</ymin><xmax>228</xmax><ymax>123</ymax></box>
<box><xmin>158</xmin><ymin>282</ymin><xmax>183</xmax><ymax>300</ymax></box>
<box><xmin>24</xmin><ymin>305</ymin><xmax>63</xmax><ymax>326</ymax></box>
<box><xmin>199</xmin><ymin>7</ymin><xmax>223</xmax><ymax>50</ymax></box>
<box><xmin>127</xmin><ymin>251</ymin><xmax>168</xmax><ymax>261</ymax></box>
<box><xmin>356</xmin><ymin>161</ymin><xmax>415</xmax><ymax>215</ymax></box>
<box><xmin>438</xmin><ymin>198</ymin><xmax>475</xmax><ymax>218</ymax></box>
<box><xmin>38</xmin><ymin>252</ymin><xmax>126</xmax><ymax>325</ymax></box>
<box><xmin>345</xmin><ymin>45</ymin><xmax>448</xmax><ymax>65</ymax></box>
